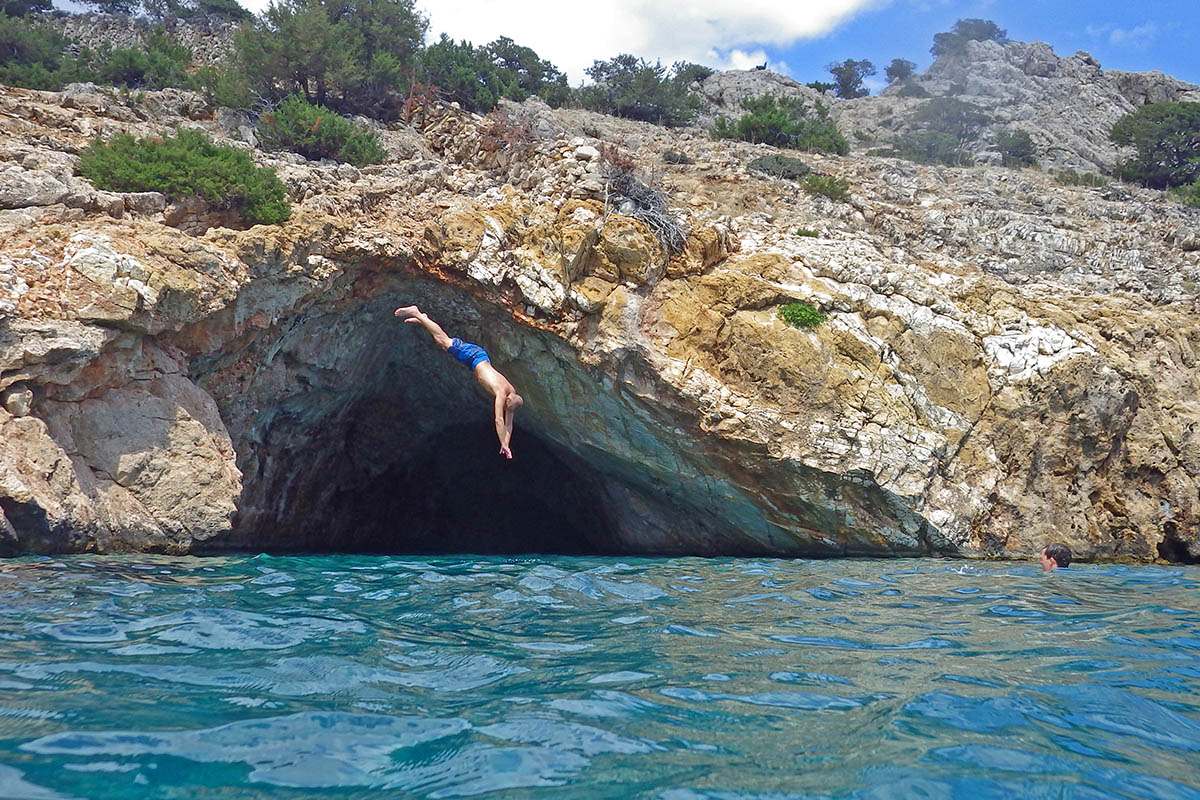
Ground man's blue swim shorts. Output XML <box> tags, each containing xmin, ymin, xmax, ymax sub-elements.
<box><xmin>448</xmin><ymin>338</ymin><xmax>491</xmax><ymax>370</ymax></box>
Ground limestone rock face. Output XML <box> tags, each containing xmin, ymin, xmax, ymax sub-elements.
<box><xmin>0</xmin><ymin>84</ymin><xmax>1197</xmax><ymax>562</ymax></box>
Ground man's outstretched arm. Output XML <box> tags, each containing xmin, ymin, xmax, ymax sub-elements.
<box><xmin>395</xmin><ymin>305</ymin><xmax>453</xmax><ymax>350</ymax></box>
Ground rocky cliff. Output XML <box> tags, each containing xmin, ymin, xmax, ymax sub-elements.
<box><xmin>1</xmin><ymin>82</ymin><xmax>1198</xmax><ymax>561</ymax></box>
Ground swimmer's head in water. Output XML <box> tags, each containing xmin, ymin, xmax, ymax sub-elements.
<box><xmin>1040</xmin><ymin>543</ymin><xmax>1072</xmax><ymax>571</ymax></box>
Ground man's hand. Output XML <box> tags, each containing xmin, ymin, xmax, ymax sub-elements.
<box><xmin>499</xmin><ymin>445</ymin><xmax>513</xmax><ymax>460</ymax></box>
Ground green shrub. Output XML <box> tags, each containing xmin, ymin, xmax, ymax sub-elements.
<box><xmin>0</xmin><ymin>12</ymin><xmax>85</xmax><ymax>89</ymax></box>
<box><xmin>795</xmin><ymin>228</ymin><xmax>819</xmax><ymax>237</ymax></box>
<box><xmin>914</xmin><ymin>97</ymin><xmax>990</xmax><ymax>141</ymax></box>
<box><xmin>747</xmin><ymin>154</ymin><xmax>811</xmax><ymax>180</ymax></box>
<box><xmin>1</xmin><ymin>15</ymin><xmax>194</xmax><ymax>93</ymax></box>
<box><xmin>481</xmin><ymin>36</ymin><xmax>571</xmax><ymax>107</ymax></box>
<box><xmin>2</xmin><ymin>0</ymin><xmax>50</xmax><ymax>14</ymax></box>
<box><xmin>576</xmin><ymin>54</ymin><xmax>699</xmax><ymax>127</ymax></box>
<box><xmin>2</xmin><ymin>0</ymin><xmax>50</xmax><ymax>15</ymax></box>
<box><xmin>1052</xmin><ymin>169</ymin><xmax>1108</xmax><ymax>188</ymax></box>
<box><xmin>672</xmin><ymin>61</ymin><xmax>713</xmax><ymax>86</ymax></box>
<box><xmin>92</xmin><ymin>30</ymin><xmax>191</xmax><ymax>90</ymax></box>
<box><xmin>78</xmin><ymin>129</ymin><xmax>291</xmax><ymax>225</ymax></box>
<box><xmin>995</xmin><ymin>128</ymin><xmax>1037</xmax><ymax>167</ymax></box>
<box><xmin>1172</xmin><ymin>179</ymin><xmax>1200</xmax><ymax>208</ymax></box>
<box><xmin>419</xmin><ymin>34</ymin><xmax>510</xmax><ymax>113</ymax></box>
<box><xmin>235</xmin><ymin>0</ymin><xmax>427</xmax><ymax>119</ymax></box>
<box><xmin>885</xmin><ymin>58</ymin><xmax>916</xmax><ymax>84</ymax></box>
<box><xmin>712</xmin><ymin>95</ymin><xmax>849</xmax><ymax>155</ymax></box>
<box><xmin>779</xmin><ymin>301</ymin><xmax>826</xmax><ymax>329</ymax></box>
<box><xmin>895</xmin><ymin>80</ymin><xmax>930</xmax><ymax>98</ymax></box>
<box><xmin>892</xmin><ymin>131</ymin><xmax>973</xmax><ymax>166</ymax></box>
<box><xmin>192</xmin><ymin>64</ymin><xmax>254</xmax><ymax>108</ymax></box>
<box><xmin>662</xmin><ymin>149</ymin><xmax>692</xmax><ymax>165</ymax></box>
<box><xmin>414</xmin><ymin>35</ymin><xmax>568</xmax><ymax>113</ymax></box>
<box><xmin>257</xmin><ymin>95</ymin><xmax>386</xmax><ymax>166</ymax></box>
<box><xmin>931</xmin><ymin>18</ymin><xmax>1008</xmax><ymax>58</ymax></box>
<box><xmin>805</xmin><ymin>81</ymin><xmax>835</xmax><ymax>94</ymax></box>
<box><xmin>891</xmin><ymin>98</ymin><xmax>990</xmax><ymax>165</ymax></box>
<box><xmin>827</xmin><ymin>58</ymin><xmax>875</xmax><ymax>99</ymax></box>
<box><xmin>802</xmin><ymin>174</ymin><xmax>851</xmax><ymax>202</ymax></box>
<box><xmin>1110</xmin><ymin>102</ymin><xmax>1200</xmax><ymax>189</ymax></box>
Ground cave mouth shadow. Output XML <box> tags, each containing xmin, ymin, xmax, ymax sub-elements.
<box><xmin>329</xmin><ymin>421</ymin><xmax>621</xmax><ymax>555</ymax></box>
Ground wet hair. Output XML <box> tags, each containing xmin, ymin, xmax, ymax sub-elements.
<box><xmin>1042</xmin><ymin>543</ymin><xmax>1072</xmax><ymax>568</ymax></box>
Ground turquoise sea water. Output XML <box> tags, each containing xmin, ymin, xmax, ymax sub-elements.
<box><xmin>0</xmin><ymin>555</ymin><xmax>1198</xmax><ymax>799</ymax></box>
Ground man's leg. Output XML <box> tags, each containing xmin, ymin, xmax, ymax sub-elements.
<box><xmin>394</xmin><ymin>305</ymin><xmax>453</xmax><ymax>350</ymax></box>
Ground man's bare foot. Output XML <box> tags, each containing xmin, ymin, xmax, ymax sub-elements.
<box><xmin>500</xmin><ymin>446</ymin><xmax>513</xmax><ymax>460</ymax></box>
<box><xmin>394</xmin><ymin>305</ymin><xmax>422</xmax><ymax>324</ymax></box>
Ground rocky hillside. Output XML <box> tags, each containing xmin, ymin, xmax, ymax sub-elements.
<box><xmin>1</xmin><ymin>81</ymin><xmax>1198</xmax><ymax>562</ymax></box>
<box><xmin>702</xmin><ymin>40</ymin><xmax>1200</xmax><ymax>172</ymax></box>
<box><xmin>31</xmin><ymin>17</ymin><xmax>1200</xmax><ymax>172</ymax></box>
<box><xmin>47</xmin><ymin>12</ymin><xmax>237</xmax><ymax>68</ymax></box>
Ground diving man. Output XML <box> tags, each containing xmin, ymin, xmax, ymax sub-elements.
<box><xmin>394</xmin><ymin>306</ymin><xmax>523</xmax><ymax>459</ymax></box>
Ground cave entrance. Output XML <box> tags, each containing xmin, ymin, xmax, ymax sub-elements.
<box><xmin>205</xmin><ymin>282</ymin><xmax>725</xmax><ymax>557</ymax></box>
<box><xmin>330</xmin><ymin>421</ymin><xmax>617</xmax><ymax>554</ymax></box>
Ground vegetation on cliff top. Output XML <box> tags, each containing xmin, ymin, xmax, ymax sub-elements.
<box><xmin>256</xmin><ymin>95</ymin><xmax>386</xmax><ymax>166</ymax></box>
<box><xmin>418</xmin><ymin>34</ymin><xmax>571</xmax><ymax>113</ymax></box>
<box><xmin>1110</xmin><ymin>102</ymin><xmax>1200</xmax><ymax>190</ymax></box>
<box><xmin>0</xmin><ymin>13</ymin><xmax>193</xmax><ymax>90</ymax></box>
<box><xmin>79</xmin><ymin>129</ymin><xmax>291</xmax><ymax>224</ymax></box>
<box><xmin>233</xmin><ymin>0</ymin><xmax>425</xmax><ymax>119</ymax></box>
<box><xmin>826</xmin><ymin>58</ymin><xmax>875</xmax><ymax>99</ymax></box>
<box><xmin>577</xmin><ymin>55</ymin><xmax>703</xmax><ymax>127</ymax></box>
<box><xmin>4</xmin><ymin>5</ymin><xmax>1196</xmax><ymax>210</ymax></box>
<box><xmin>712</xmin><ymin>95</ymin><xmax>849</xmax><ymax>155</ymax></box>
<box><xmin>884</xmin><ymin>59</ymin><xmax>916</xmax><ymax>85</ymax></box>
<box><xmin>931</xmin><ymin>18</ymin><xmax>1008</xmax><ymax>58</ymax></box>
<box><xmin>887</xmin><ymin>97</ymin><xmax>992</xmax><ymax>166</ymax></box>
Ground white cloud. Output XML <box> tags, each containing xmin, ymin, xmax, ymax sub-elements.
<box><xmin>1086</xmin><ymin>21</ymin><xmax>1160</xmax><ymax>50</ymax></box>
<box><xmin>410</xmin><ymin>0</ymin><xmax>886</xmax><ymax>82</ymax></box>
<box><xmin>1108</xmin><ymin>22</ymin><xmax>1158</xmax><ymax>48</ymax></box>
<box><xmin>722</xmin><ymin>48</ymin><xmax>790</xmax><ymax>75</ymax></box>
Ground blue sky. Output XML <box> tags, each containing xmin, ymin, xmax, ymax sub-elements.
<box><xmin>765</xmin><ymin>0</ymin><xmax>1198</xmax><ymax>88</ymax></box>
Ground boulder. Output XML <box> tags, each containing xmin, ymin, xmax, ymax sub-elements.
<box><xmin>0</xmin><ymin>166</ymin><xmax>71</xmax><ymax>210</ymax></box>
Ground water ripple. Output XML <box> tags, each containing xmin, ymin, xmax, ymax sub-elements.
<box><xmin>0</xmin><ymin>554</ymin><xmax>1196</xmax><ymax>798</ymax></box>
